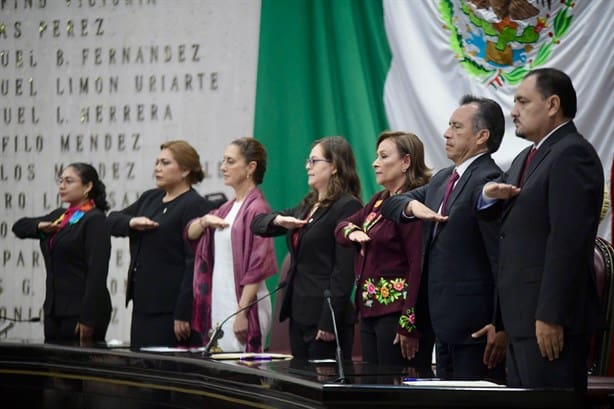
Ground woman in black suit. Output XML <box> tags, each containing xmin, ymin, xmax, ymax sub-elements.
<box><xmin>12</xmin><ymin>163</ymin><xmax>112</xmax><ymax>345</ymax></box>
<box><xmin>251</xmin><ymin>136</ymin><xmax>362</xmax><ymax>360</ymax></box>
<box><xmin>107</xmin><ymin>140</ymin><xmax>213</xmax><ymax>348</ymax></box>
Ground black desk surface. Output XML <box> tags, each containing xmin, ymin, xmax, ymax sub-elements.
<box><xmin>0</xmin><ymin>340</ymin><xmax>611</xmax><ymax>409</ymax></box>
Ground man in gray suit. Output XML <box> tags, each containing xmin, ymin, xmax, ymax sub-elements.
<box><xmin>381</xmin><ymin>95</ymin><xmax>506</xmax><ymax>381</ymax></box>
<box><xmin>479</xmin><ymin>68</ymin><xmax>604</xmax><ymax>393</ymax></box>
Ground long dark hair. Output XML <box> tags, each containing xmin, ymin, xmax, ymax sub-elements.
<box><xmin>65</xmin><ymin>163</ymin><xmax>110</xmax><ymax>211</ymax></box>
<box><xmin>300</xmin><ymin>136</ymin><xmax>361</xmax><ymax>210</ymax></box>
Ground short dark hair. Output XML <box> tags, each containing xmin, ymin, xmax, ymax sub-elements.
<box><xmin>460</xmin><ymin>94</ymin><xmax>504</xmax><ymax>153</ymax></box>
<box><xmin>525</xmin><ymin>68</ymin><xmax>577</xmax><ymax>119</ymax></box>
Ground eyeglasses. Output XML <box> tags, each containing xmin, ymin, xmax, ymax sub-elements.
<box><xmin>56</xmin><ymin>177</ymin><xmax>80</xmax><ymax>186</ymax></box>
<box><xmin>305</xmin><ymin>157</ymin><xmax>331</xmax><ymax>167</ymax></box>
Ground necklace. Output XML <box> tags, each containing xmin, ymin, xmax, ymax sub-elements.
<box><xmin>161</xmin><ymin>199</ymin><xmax>171</xmax><ymax>215</ymax></box>
<box><xmin>307</xmin><ymin>203</ymin><xmax>319</xmax><ymax>223</ymax></box>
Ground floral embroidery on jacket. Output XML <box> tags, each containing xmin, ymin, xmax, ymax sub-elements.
<box><xmin>362</xmin><ymin>211</ymin><xmax>381</xmax><ymax>233</ymax></box>
<box><xmin>361</xmin><ymin>277</ymin><xmax>407</xmax><ymax>307</ymax></box>
<box><xmin>399</xmin><ymin>307</ymin><xmax>417</xmax><ymax>333</ymax></box>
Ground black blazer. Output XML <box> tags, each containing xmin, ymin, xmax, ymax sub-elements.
<box><xmin>251</xmin><ymin>194</ymin><xmax>361</xmax><ymax>333</ymax></box>
<box><xmin>12</xmin><ymin>208</ymin><xmax>112</xmax><ymax>327</ymax></box>
<box><xmin>107</xmin><ymin>189</ymin><xmax>212</xmax><ymax>321</ymax></box>
<box><xmin>382</xmin><ymin>154</ymin><xmax>501</xmax><ymax>344</ymax></box>
<box><xmin>480</xmin><ymin>122</ymin><xmax>604</xmax><ymax>338</ymax></box>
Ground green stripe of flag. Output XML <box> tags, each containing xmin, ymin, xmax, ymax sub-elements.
<box><xmin>255</xmin><ymin>0</ymin><xmax>391</xmax><ymax>218</ymax></box>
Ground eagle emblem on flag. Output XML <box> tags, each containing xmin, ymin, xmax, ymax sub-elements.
<box><xmin>440</xmin><ymin>0</ymin><xmax>575</xmax><ymax>88</ymax></box>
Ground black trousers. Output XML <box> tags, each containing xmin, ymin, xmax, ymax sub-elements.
<box><xmin>130</xmin><ymin>310</ymin><xmax>201</xmax><ymax>348</ymax></box>
<box><xmin>288</xmin><ymin>320</ymin><xmax>354</xmax><ymax>360</ymax></box>
<box><xmin>436</xmin><ymin>340</ymin><xmax>506</xmax><ymax>383</ymax></box>
<box><xmin>360</xmin><ymin>313</ymin><xmax>434</xmax><ymax>376</ymax></box>
<box><xmin>44</xmin><ymin>314</ymin><xmax>109</xmax><ymax>344</ymax></box>
<box><xmin>507</xmin><ymin>334</ymin><xmax>589</xmax><ymax>391</ymax></box>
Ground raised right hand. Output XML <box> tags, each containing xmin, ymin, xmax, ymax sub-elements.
<box><xmin>483</xmin><ymin>182</ymin><xmax>521</xmax><ymax>200</ymax></box>
<box><xmin>129</xmin><ymin>217</ymin><xmax>160</xmax><ymax>231</ymax></box>
<box><xmin>407</xmin><ymin>200</ymin><xmax>448</xmax><ymax>222</ymax></box>
<box><xmin>273</xmin><ymin>215</ymin><xmax>308</xmax><ymax>229</ymax></box>
<box><xmin>200</xmin><ymin>214</ymin><xmax>229</xmax><ymax>230</ymax></box>
<box><xmin>37</xmin><ymin>221</ymin><xmax>60</xmax><ymax>234</ymax></box>
<box><xmin>348</xmin><ymin>230</ymin><xmax>370</xmax><ymax>243</ymax></box>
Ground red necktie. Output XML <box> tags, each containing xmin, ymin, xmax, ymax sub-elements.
<box><xmin>519</xmin><ymin>147</ymin><xmax>537</xmax><ymax>186</ymax></box>
<box><xmin>440</xmin><ymin>169</ymin><xmax>459</xmax><ymax>216</ymax></box>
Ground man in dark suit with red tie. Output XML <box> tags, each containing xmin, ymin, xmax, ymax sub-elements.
<box><xmin>381</xmin><ymin>95</ymin><xmax>506</xmax><ymax>381</ymax></box>
<box><xmin>479</xmin><ymin>68</ymin><xmax>604</xmax><ymax>393</ymax></box>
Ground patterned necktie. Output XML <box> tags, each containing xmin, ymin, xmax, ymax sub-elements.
<box><xmin>440</xmin><ymin>169</ymin><xmax>459</xmax><ymax>216</ymax></box>
<box><xmin>519</xmin><ymin>146</ymin><xmax>537</xmax><ymax>186</ymax></box>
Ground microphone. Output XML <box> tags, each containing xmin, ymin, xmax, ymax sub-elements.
<box><xmin>202</xmin><ymin>280</ymin><xmax>287</xmax><ymax>357</ymax></box>
<box><xmin>323</xmin><ymin>289</ymin><xmax>348</xmax><ymax>384</ymax></box>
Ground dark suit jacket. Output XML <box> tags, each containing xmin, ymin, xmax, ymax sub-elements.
<box><xmin>107</xmin><ymin>189</ymin><xmax>212</xmax><ymax>321</ymax></box>
<box><xmin>251</xmin><ymin>194</ymin><xmax>361</xmax><ymax>334</ymax></box>
<box><xmin>12</xmin><ymin>208</ymin><xmax>112</xmax><ymax>328</ymax></box>
<box><xmin>381</xmin><ymin>154</ymin><xmax>501</xmax><ymax>345</ymax></box>
<box><xmin>480</xmin><ymin>122</ymin><xmax>604</xmax><ymax>338</ymax></box>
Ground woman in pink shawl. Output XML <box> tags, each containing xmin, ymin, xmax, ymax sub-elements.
<box><xmin>186</xmin><ymin>137</ymin><xmax>277</xmax><ymax>352</ymax></box>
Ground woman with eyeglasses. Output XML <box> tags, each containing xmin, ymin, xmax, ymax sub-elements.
<box><xmin>12</xmin><ymin>163</ymin><xmax>112</xmax><ymax>345</ymax></box>
<box><xmin>251</xmin><ymin>136</ymin><xmax>362</xmax><ymax>360</ymax></box>
<box><xmin>335</xmin><ymin>131</ymin><xmax>434</xmax><ymax>375</ymax></box>
<box><xmin>186</xmin><ymin>137</ymin><xmax>276</xmax><ymax>353</ymax></box>
<box><xmin>107</xmin><ymin>140</ymin><xmax>213</xmax><ymax>348</ymax></box>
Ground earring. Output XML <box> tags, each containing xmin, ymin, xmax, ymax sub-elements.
<box><xmin>401</xmin><ymin>167</ymin><xmax>408</xmax><ymax>173</ymax></box>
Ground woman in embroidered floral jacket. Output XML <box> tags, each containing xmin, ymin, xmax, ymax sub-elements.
<box><xmin>186</xmin><ymin>137</ymin><xmax>276</xmax><ymax>353</ymax></box>
<box><xmin>335</xmin><ymin>132</ymin><xmax>433</xmax><ymax>372</ymax></box>
<box><xmin>12</xmin><ymin>163</ymin><xmax>112</xmax><ymax>345</ymax></box>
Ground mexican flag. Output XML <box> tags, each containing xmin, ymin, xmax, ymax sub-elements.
<box><xmin>254</xmin><ymin>0</ymin><xmax>613</xmax><ymax>251</ymax></box>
